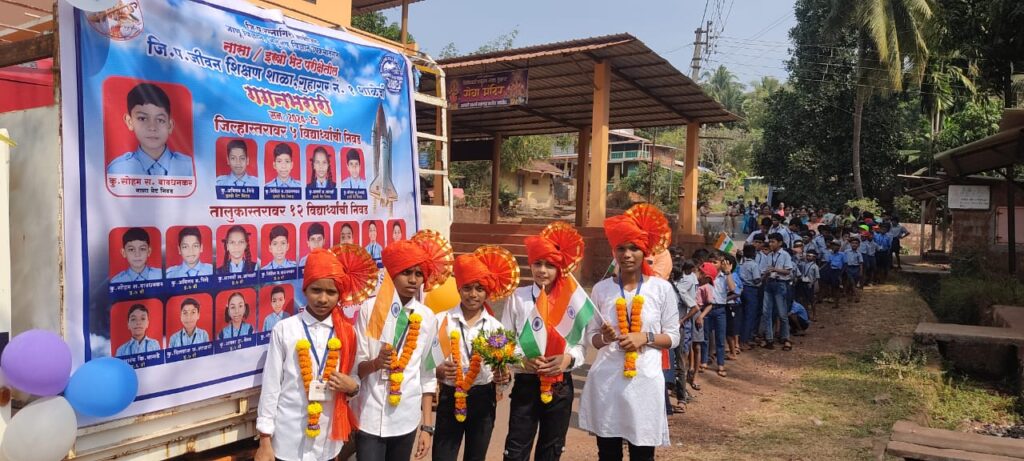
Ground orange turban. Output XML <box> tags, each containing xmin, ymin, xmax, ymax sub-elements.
<box><xmin>524</xmin><ymin>222</ymin><xmax>584</xmax><ymax>275</ymax></box>
<box><xmin>381</xmin><ymin>230</ymin><xmax>453</xmax><ymax>291</ymax></box>
<box><xmin>453</xmin><ymin>253</ymin><xmax>498</xmax><ymax>293</ymax></box>
<box><xmin>382</xmin><ymin>240</ymin><xmax>431</xmax><ymax>279</ymax></box>
<box><xmin>303</xmin><ymin>248</ymin><xmax>346</xmax><ymax>292</ymax></box>
<box><xmin>604</xmin><ymin>204</ymin><xmax>671</xmax><ymax>275</ymax></box>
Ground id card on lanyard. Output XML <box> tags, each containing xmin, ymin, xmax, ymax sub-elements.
<box><xmin>303</xmin><ymin>320</ymin><xmax>335</xmax><ymax>401</ymax></box>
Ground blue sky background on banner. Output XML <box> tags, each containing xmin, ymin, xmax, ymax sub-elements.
<box><xmin>70</xmin><ymin>0</ymin><xmax>419</xmax><ymax>416</ymax></box>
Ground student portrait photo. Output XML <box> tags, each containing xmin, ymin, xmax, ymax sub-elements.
<box><xmin>259</xmin><ymin>284</ymin><xmax>293</xmax><ymax>332</ymax></box>
<box><xmin>165</xmin><ymin>225</ymin><xmax>213</xmax><ymax>279</ymax></box>
<box><xmin>386</xmin><ymin>219</ymin><xmax>406</xmax><ymax>246</ymax></box>
<box><xmin>105</xmin><ymin>81</ymin><xmax>195</xmax><ymax>177</ymax></box>
<box><xmin>333</xmin><ymin>221</ymin><xmax>359</xmax><ymax>246</ymax></box>
<box><xmin>306</xmin><ymin>145</ymin><xmax>336</xmax><ymax>190</ymax></box>
<box><xmin>264</xmin><ymin>141</ymin><xmax>302</xmax><ymax>188</ymax></box>
<box><xmin>260</xmin><ymin>223</ymin><xmax>297</xmax><ymax>271</ymax></box>
<box><xmin>363</xmin><ymin>220</ymin><xmax>384</xmax><ymax>260</ymax></box>
<box><xmin>166</xmin><ymin>294</ymin><xmax>212</xmax><ymax>348</ymax></box>
<box><xmin>110</xmin><ymin>299</ymin><xmax>163</xmax><ymax>357</ymax></box>
<box><xmin>216</xmin><ymin>289</ymin><xmax>256</xmax><ymax>339</ymax></box>
<box><xmin>215</xmin><ymin>224</ymin><xmax>258</xmax><ymax>275</ymax></box>
<box><xmin>109</xmin><ymin>227</ymin><xmax>162</xmax><ymax>283</ymax></box>
<box><xmin>298</xmin><ymin>222</ymin><xmax>329</xmax><ymax>266</ymax></box>
<box><xmin>215</xmin><ymin>138</ymin><xmax>259</xmax><ymax>187</ymax></box>
<box><xmin>339</xmin><ymin>147</ymin><xmax>366</xmax><ymax>189</ymax></box>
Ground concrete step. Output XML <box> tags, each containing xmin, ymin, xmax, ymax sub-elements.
<box><xmin>992</xmin><ymin>305</ymin><xmax>1024</xmax><ymax>330</ymax></box>
<box><xmin>914</xmin><ymin>322</ymin><xmax>1024</xmax><ymax>346</ymax></box>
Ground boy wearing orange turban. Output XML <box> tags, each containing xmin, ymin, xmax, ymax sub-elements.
<box><xmin>256</xmin><ymin>247</ymin><xmax>368</xmax><ymax>461</ymax></box>
<box><xmin>432</xmin><ymin>246</ymin><xmax>518</xmax><ymax>461</ymax></box>
<box><xmin>500</xmin><ymin>222</ymin><xmax>586</xmax><ymax>461</ymax></box>
<box><xmin>353</xmin><ymin>230</ymin><xmax>451</xmax><ymax>461</ymax></box>
<box><xmin>578</xmin><ymin>204</ymin><xmax>681</xmax><ymax>460</ymax></box>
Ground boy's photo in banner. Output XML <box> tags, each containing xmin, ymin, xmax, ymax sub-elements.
<box><xmin>61</xmin><ymin>0</ymin><xmax>421</xmax><ymax>420</ymax></box>
<box><xmin>257</xmin><ymin>283</ymin><xmax>294</xmax><ymax>343</ymax></box>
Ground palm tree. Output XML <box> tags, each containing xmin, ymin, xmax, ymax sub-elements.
<box><xmin>701</xmin><ymin>65</ymin><xmax>747</xmax><ymax>115</ymax></box>
<box><xmin>827</xmin><ymin>0</ymin><xmax>932</xmax><ymax>198</ymax></box>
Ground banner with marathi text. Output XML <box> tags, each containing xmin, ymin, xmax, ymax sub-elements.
<box><xmin>447</xmin><ymin>69</ymin><xmax>528</xmax><ymax>110</ymax></box>
<box><xmin>58</xmin><ymin>0</ymin><xmax>419</xmax><ymax>420</ymax></box>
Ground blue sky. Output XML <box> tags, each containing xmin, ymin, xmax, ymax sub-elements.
<box><xmin>383</xmin><ymin>0</ymin><xmax>797</xmax><ymax>88</ymax></box>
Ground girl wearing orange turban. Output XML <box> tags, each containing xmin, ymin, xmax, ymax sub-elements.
<box><xmin>255</xmin><ymin>246</ymin><xmax>376</xmax><ymax>461</ymax></box>
<box><xmin>432</xmin><ymin>246</ymin><xmax>518</xmax><ymax>460</ymax></box>
<box><xmin>577</xmin><ymin>204</ymin><xmax>681</xmax><ymax>459</ymax></box>
<box><xmin>500</xmin><ymin>222</ymin><xmax>585</xmax><ymax>461</ymax></box>
<box><xmin>353</xmin><ymin>230</ymin><xmax>452</xmax><ymax>461</ymax></box>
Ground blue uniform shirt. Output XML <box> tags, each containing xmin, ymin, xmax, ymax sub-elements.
<box><xmin>218</xmin><ymin>323</ymin><xmax>254</xmax><ymax>339</ymax></box>
<box><xmin>739</xmin><ymin>258</ymin><xmax>762</xmax><ymax>286</ymax></box>
<box><xmin>265</xmin><ymin>177</ymin><xmax>302</xmax><ymax>188</ymax></box>
<box><xmin>107</xmin><ymin>147</ymin><xmax>194</xmax><ymax>176</ymax></box>
<box><xmin>168</xmin><ymin>328</ymin><xmax>210</xmax><ymax>347</ymax></box>
<box><xmin>873</xmin><ymin>232</ymin><xmax>892</xmax><ymax>251</ymax></box>
<box><xmin>165</xmin><ymin>262</ymin><xmax>213</xmax><ymax>279</ymax></box>
<box><xmin>828</xmin><ymin>252</ymin><xmax>846</xmax><ymax>269</ymax></box>
<box><xmin>215</xmin><ymin>174</ymin><xmax>259</xmax><ymax>187</ymax></box>
<box><xmin>111</xmin><ymin>266</ymin><xmax>162</xmax><ymax>283</ymax></box>
<box><xmin>711</xmin><ymin>272</ymin><xmax>731</xmax><ymax>305</ymax></box>
<box><xmin>340</xmin><ymin>177</ymin><xmax>366</xmax><ymax>189</ymax></box>
<box><xmin>262</xmin><ymin>311</ymin><xmax>289</xmax><ymax>332</ymax></box>
<box><xmin>843</xmin><ymin>249</ymin><xmax>863</xmax><ymax>266</ymax></box>
<box><xmin>115</xmin><ymin>337</ymin><xmax>161</xmax><ymax>356</ymax></box>
<box><xmin>261</xmin><ymin>259</ymin><xmax>297</xmax><ymax>271</ymax></box>
<box><xmin>365</xmin><ymin>242</ymin><xmax>383</xmax><ymax>260</ymax></box>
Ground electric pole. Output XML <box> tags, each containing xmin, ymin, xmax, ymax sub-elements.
<box><xmin>690</xmin><ymin>23</ymin><xmax>709</xmax><ymax>80</ymax></box>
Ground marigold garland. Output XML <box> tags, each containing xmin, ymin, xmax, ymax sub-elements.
<box><xmin>539</xmin><ymin>373</ymin><xmax>563</xmax><ymax>403</ymax></box>
<box><xmin>449</xmin><ymin>331</ymin><xmax>483</xmax><ymax>422</ymax></box>
<box><xmin>616</xmin><ymin>294</ymin><xmax>644</xmax><ymax>378</ymax></box>
<box><xmin>388</xmin><ymin>312</ymin><xmax>422</xmax><ymax>406</ymax></box>
<box><xmin>296</xmin><ymin>336</ymin><xmax>342</xmax><ymax>438</ymax></box>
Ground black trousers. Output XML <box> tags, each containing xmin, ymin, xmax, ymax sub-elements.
<box><xmin>432</xmin><ymin>383</ymin><xmax>497</xmax><ymax>461</ymax></box>
<box><xmin>502</xmin><ymin>372</ymin><xmax>573</xmax><ymax>461</ymax></box>
<box><xmin>354</xmin><ymin>429</ymin><xmax>416</xmax><ymax>461</ymax></box>
<box><xmin>595</xmin><ymin>436</ymin><xmax>655</xmax><ymax>461</ymax></box>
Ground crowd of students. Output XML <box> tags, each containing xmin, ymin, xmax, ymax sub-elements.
<box><xmin>663</xmin><ymin>205</ymin><xmax>911</xmax><ymax>413</ymax></box>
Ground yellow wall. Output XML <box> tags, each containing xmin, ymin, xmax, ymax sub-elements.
<box><xmin>245</xmin><ymin>0</ymin><xmax>351</xmax><ymax>28</ymax></box>
<box><xmin>501</xmin><ymin>171</ymin><xmax>555</xmax><ymax>210</ymax></box>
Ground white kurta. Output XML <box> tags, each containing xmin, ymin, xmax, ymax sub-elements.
<box><xmin>577</xmin><ymin>276</ymin><xmax>681</xmax><ymax>447</ymax></box>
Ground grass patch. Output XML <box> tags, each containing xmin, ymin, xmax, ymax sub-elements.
<box><xmin>931</xmin><ymin>275</ymin><xmax>1024</xmax><ymax>325</ymax></box>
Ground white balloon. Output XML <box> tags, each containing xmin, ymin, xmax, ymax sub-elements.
<box><xmin>2</xmin><ymin>397</ymin><xmax>78</xmax><ymax>461</ymax></box>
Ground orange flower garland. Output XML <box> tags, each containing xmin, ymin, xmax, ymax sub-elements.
<box><xmin>539</xmin><ymin>373</ymin><xmax>562</xmax><ymax>404</ymax></box>
<box><xmin>296</xmin><ymin>337</ymin><xmax>342</xmax><ymax>438</ymax></box>
<box><xmin>616</xmin><ymin>294</ymin><xmax>644</xmax><ymax>378</ymax></box>
<box><xmin>450</xmin><ymin>330</ymin><xmax>482</xmax><ymax>422</ymax></box>
<box><xmin>388</xmin><ymin>312</ymin><xmax>422</xmax><ymax>406</ymax></box>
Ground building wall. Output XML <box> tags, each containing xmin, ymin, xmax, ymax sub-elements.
<box><xmin>245</xmin><ymin>0</ymin><xmax>351</xmax><ymax>27</ymax></box>
<box><xmin>950</xmin><ymin>182</ymin><xmax>1024</xmax><ymax>273</ymax></box>
<box><xmin>499</xmin><ymin>171</ymin><xmax>555</xmax><ymax>210</ymax></box>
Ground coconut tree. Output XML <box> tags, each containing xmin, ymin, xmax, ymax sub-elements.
<box><xmin>827</xmin><ymin>0</ymin><xmax>932</xmax><ymax>198</ymax></box>
<box><xmin>701</xmin><ymin>65</ymin><xmax>747</xmax><ymax>115</ymax></box>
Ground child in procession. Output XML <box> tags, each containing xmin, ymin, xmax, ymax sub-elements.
<box><xmin>578</xmin><ymin>205</ymin><xmax>680</xmax><ymax>461</ymax></box>
<box><xmin>844</xmin><ymin>237</ymin><xmax>864</xmax><ymax>303</ymax></box>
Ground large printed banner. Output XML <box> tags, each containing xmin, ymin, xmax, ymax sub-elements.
<box><xmin>447</xmin><ymin>69</ymin><xmax>528</xmax><ymax>110</ymax></box>
<box><xmin>58</xmin><ymin>0</ymin><xmax>419</xmax><ymax>420</ymax></box>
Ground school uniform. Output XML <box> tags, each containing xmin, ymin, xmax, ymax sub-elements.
<box><xmin>843</xmin><ymin>249</ymin><xmax>863</xmax><ymax>283</ymax></box>
<box><xmin>107</xmin><ymin>147</ymin><xmax>194</xmax><ymax>176</ymax></box>
<box><xmin>168</xmin><ymin>328</ymin><xmax>210</xmax><ymax>347</ymax></box>
<box><xmin>726</xmin><ymin>271</ymin><xmax>743</xmax><ymax>338</ymax></box>
<box><xmin>500</xmin><ymin>285</ymin><xmax>586</xmax><ymax>461</ymax></box>
<box><xmin>796</xmin><ymin>261</ymin><xmax>819</xmax><ymax>305</ymax></box>
<box><xmin>111</xmin><ymin>266</ymin><xmax>162</xmax><ymax>283</ymax></box>
<box><xmin>693</xmin><ymin>284</ymin><xmax>712</xmax><ymax>351</ymax></box>
<box><xmin>365</xmin><ymin>242</ymin><xmax>383</xmax><ymax>261</ymax></box>
<box><xmin>873</xmin><ymin>232</ymin><xmax>893</xmax><ymax>271</ymax></box>
<box><xmin>262</xmin><ymin>259</ymin><xmax>298</xmax><ymax>271</ymax></box>
<box><xmin>703</xmin><ymin>273</ymin><xmax>730</xmax><ymax>367</ymax></box>
<box><xmin>738</xmin><ymin>258</ymin><xmax>762</xmax><ymax>344</ymax></box>
<box><xmin>578</xmin><ymin>276</ymin><xmax>680</xmax><ymax>455</ymax></box>
<box><xmin>788</xmin><ymin>301</ymin><xmax>811</xmax><ymax>332</ymax></box>
<box><xmin>218</xmin><ymin>322</ymin><xmax>255</xmax><ymax>339</ymax></box>
<box><xmin>165</xmin><ymin>261</ymin><xmax>214</xmax><ymax>279</ymax></box>
<box><xmin>216</xmin><ymin>260</ymin><xmax>257</xmax><ymax>275</ymax></box>
<box><xmin>115</xmin><ymin>337</ymin><xmax>161</xmax><ymax>356</ymax></box>
<box><xmin>266</xmin><ymin>177</ymin><xmax>302</xmax><ymax>188</ymax></box>
<box><xmin>353</xmin><ymin>298</ymin><xmax>438</xmax><ymax>461</ymax></box>
<box><xmin>340</xmin><ymin>177</ymin><xmax>367</xmax><ymax>189</ymax></box>
<box><xmin>256</xmin><ymin>311</ymin><xmax>347</xmax><ymax>461</ymax></box>
<box><xmin>215</xmin><ymin>174</ymin><xmax>259</xmax><ymax>187</ymax></box>
<box><xmin>433</xmin><ymin>305</ymin><xmax>503</xmax><ymax>461</ymax></box>
<box><xmin>761</xmin><ymin>249</ymin><xmax>794</xmax><ymax>343</ymax></box>
<box><xmin>859</xmin><ymin>239</ymin><xmax>877</xmax><ymax>280</ymax></box>
<box><xmin>307</xmin><ymin>179</ymin><xmax>337</xmax><ymax>190</ymax></box>
<box><xmin>263</xmin><ymin>311</ymin><xmax>290</xmax><ymax>332</ymax></box>
<box><xmin>822</xmin><ymin>251</ymin><xmax>845</xmax><ymax>287</ymax></box>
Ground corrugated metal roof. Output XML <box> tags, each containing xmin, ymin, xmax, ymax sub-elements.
<box><xmin>352</xmin><ymin>0</ymin><xmax>424</xmax><ymax>14</ymax></box>
<box><xmin>417</xmin><ymin>33</ymin><xmax>738</xmax><ymax>139</ymax></box>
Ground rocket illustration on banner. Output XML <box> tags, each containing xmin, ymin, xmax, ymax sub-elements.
<box><xmin>369</xmin><ymin>103</ymin><xmax>398</xmax><ymax>213</ymax></box>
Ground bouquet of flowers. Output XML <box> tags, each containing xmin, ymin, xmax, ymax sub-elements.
<box><xmin>472</xmin><ymin>328</ymin><xmax>521</xmax><ymax>372</ymax></box>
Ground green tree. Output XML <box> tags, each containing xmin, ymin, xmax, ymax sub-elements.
<box><xmin>350</xmin><ymin>12</ymin><xmax>411</xmax><ymax>43</ymax></box>
<box><xmin>826</xmin><ymin>0</ymin><xmax>932</xmax><ymax>198</ymax></box>
<box><xmin>701</xmin><ymin>65</ymin><xmax>747</xmax><ymax>115</ymax></box>
<box><xmin>618</xmin><ymin>164</ymin><xmax>682</xmax><ymax>211</ymax></box>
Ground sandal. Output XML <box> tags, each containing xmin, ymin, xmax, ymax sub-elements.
<box><xmin>717</xmin><ymin>368</ymin><xmax>727</xmax><ymax>377</ymax></box>
<box><xmin>782</xmin><ymin>341</ymin><xmax>793</xmax><ymax>351</ymax></box>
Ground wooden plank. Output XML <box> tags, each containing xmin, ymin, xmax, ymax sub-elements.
<box><xmin>413</xmin><ymin>92</ymin><xmax>446</xmax><ymax>108</ymax></box>
<box><xmin>914</xmin><ymin>322</ymin><xmax>1024</xmax><ymax>346</ymax></box>
<box><xmin>886</xmin><ymin>440</ymin><xmax>1024</xmax><ymax>461</ymax></box>
<box><xmin>0</xmin><ymin>33</ymin><xmax>54</xmax><ymax>68</ymax></box>
<box><xmin>891</xmin><ymin>421</ymin><xmax>1024</xmax><ymax>458</ymax></box>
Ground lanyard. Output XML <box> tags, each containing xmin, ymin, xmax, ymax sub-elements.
<box><xmin>132</xmin><ymin>339</ymin><xmax>148</xmax><ymax>354</ymax></box>
<box><xmin>617</xmin><ymin>271</ymin><xmax>644</xmax><ymax>326</ymax></box>
<box><xmin>230</xmin><ymin>323</ymin><xmax>243</xmax><ymax>338</ymax></box>
<box><xmin>180</xmin><ymin>330</ymin><xmax>195</xmax><ymax>346</ymax></box>
<box><xmin>302</xmin><ymin>320</ymin><xmax>336</xmax><ymax>378</ymax></box>
<box><xmin>456</xmin><ymin>321</ymin><xmax>473</xmax><ymax>368</ymax></box>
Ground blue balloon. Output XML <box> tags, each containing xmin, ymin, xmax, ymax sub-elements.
<box><xmin>64</xmin><ymin>357</ymin><xmax>138</xmax><ymax>417</ymax></box>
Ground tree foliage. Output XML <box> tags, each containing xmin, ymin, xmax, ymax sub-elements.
<box><xmin>350</xmin><ymin>12</ymin><xmax>411</xmax><ymax>43</ymax></box>
<box><xmin>617</xmin><ymin>163</ymin><xmax>681</xmax><ymax>211</ymax></box>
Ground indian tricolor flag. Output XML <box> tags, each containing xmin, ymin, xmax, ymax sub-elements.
<box><xmin>715</xmin><ymin>231</ymin><xmax>734</xmax><ymax>253</ymax></box>
<box><xmin>424</xmin><ymin>316</ymin><xmax>451</xmax><ymax>371</ymax></box>
<box><xmin>550</xmin><ymin>275</ymin><xmax>597</xmax><ymax>347</ymax></box>
<box><xmin>365</xmin><ymin>273</ymin><xmax>404</xmax><ymax>346</ymax></box>
<box><xmin>519</xmin><ymin>290</ymin><xmax>567</xmax><ymax>358</ymax></box>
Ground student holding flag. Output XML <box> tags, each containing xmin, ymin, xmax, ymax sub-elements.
<box><xmin>430</xmin><ymin>246</ymin><xmax>518</xmax><ymax>461</ymax></box>
<box><xmin>255</xmin><ymin>246</ymin><xmax>373</xmax><ymax>461</ymax></box>
<box><xmin>353</xmin><ymin>230</ymin><xmax>452</xmax><ymax>461</ymax></box>
<box><xmin>578</xmin><ymin>204</ymin><xmax>681</xmax><ymax>461</ymax></box>
<box><xmin>500</xmin><ymin>222</ymin><xmax>591</xmax><ymax>461</ymax></box>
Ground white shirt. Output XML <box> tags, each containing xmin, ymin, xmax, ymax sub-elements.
<box><xmin>500</xmin><ymin>284</ymin><xmax>586</xmax><ymax>372</ymax></box>
<box><xmin>577</xmin><ymin>276</ymin><xmax>680</xmax><ymax>447</ymax></box>
<box><xmin>353</xmin><ymin>297</ymin><xmax>438</xmax><ymax>437</ymax></box>
<box><xmin>437</xmin><ymin>305</ymin><xmax>503</xmax><ymax>387</ymax></box>
<box><xmin>256</xmin><ymin>311</ymin><xmax>346</xmax><ymax>461</ymax></box>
